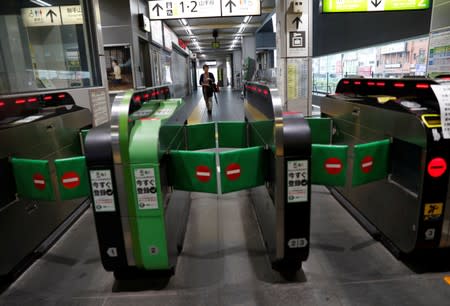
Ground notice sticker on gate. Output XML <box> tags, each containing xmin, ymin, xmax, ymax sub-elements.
<box><xmin>134</xmin><ymin>168</ymin><xmax>158</xmax><ymax>210</ymax></box>
<box><xmin>287</xmin><ymin>160</ymin><xmax>308</xmax><ymax>203</ymax></box>
<box><xmin>431</xmin><ymin>84</ymin><xmax>450</xmax><ymax>139</ymax></box>
<box><xmin>90</xmin><ymin>170</ymin><xmax>115</xmax><ymax>212</ymax></box>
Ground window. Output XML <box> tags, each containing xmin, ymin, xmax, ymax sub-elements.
<box><xmin>0</xmin><ymin>0</ymin><xmax>99</xmax><ymax>95</ymax></box>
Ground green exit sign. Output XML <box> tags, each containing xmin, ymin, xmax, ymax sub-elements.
<box><xmin>322</xmin><ymin>0</ymin><xmax>430</xmax><ymax>13</ymax></box>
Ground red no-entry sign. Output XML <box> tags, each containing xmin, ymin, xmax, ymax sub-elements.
<box><xmin>324</xmin><ymin>158</ymin><xmax>343</xmax><ymax>175</ymax></box>
<box><xmin>33</xmin><ymin>173</ymin><xmax>46</xmax><ymax>190</ymax></box>
<box><xmin>196</xmin><ymin>165</ymin><xmax>211</xmax><ymax>182</ymax></box>
<box><xmin>361</xmin><ymin>156</ymin><xmax>374</xmax><ymax>173</ymax></box>
<box><xmin>61</xmin><ymin>171</ymin><xmax>81</xmax><ymax>189</ymax></box>
<box><xmin>428</xmin><ymin>157</ymin><xmax>447</xmax><ymax>178</ymax></box>
<box><xmin>226</xmin><ymin>163</ymin><xmax>241</xmax><ymax>181</ymax></box>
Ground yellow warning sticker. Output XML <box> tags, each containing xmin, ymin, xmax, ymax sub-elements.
<box><xmin>424</xmin><ymin>203</ymin><xmax>443</xmax><ymax>220</ymax></box>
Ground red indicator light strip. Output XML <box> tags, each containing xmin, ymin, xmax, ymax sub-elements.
<box><xmin>263</xmin><ymin>89</ymin><xmax>269</xmax><ymax>95</ymax></box>
<box><xmin>15</xmin><ymin>99</ymin><xmax>26</xmax><ymax>104</ymax></box>
<box><xmin>0</xmin><ymin>101</ymin><xmax>5</xmax><ymax>107</ymax></box>
<box><xmin>27</xmin><ymin>97</ymin><xmax>38</xmax><ymax>103</ymax></box>
<box><xmin>58</xmin><ymin>94</ymin><xmax>65</xmax><ymax>99</ymax></box>
<box><xmin>156</xmin><ymin>91</ymin><xmax>160</xmax><ymax>95</ymax></box>
<box><xmin>416</xmin><ymin>83</ymin><xmax>429</xmax><ymax>89</ymax></box>
<box><xmin>376</xmin><ymin>82</ymin><xmax>385</xmax><ymax>86</ymax></box>
<box><xmin>394</xmin><ymin>83</ymin><xmax>405</xmax><ymax>88</ymax></box>
<box><xmin>144</xmin><ymin>93</ymin><xmax>150</xmax><ymax>99</ymax></box>
<box><xmin>343</xmin><ymin>80</ymin><xmax>350</xmax><ymax>84</ymax></box>
<box><xmin>367</xmin><ymin>82</ymin><xmax>375</xmax><ymax>86</ymax></box>
<box><xmin>134</xmin><ymin>96</ymin><xmax>141</xmax><ymax>102</ymax></box>
<box><xmin>43</xmin><ymin>96</ymin><xmax>52</xmax><ymax>101</ymax></box>
<box><xmin>257</xmin><ymin>88</ymin><xmax>262</xmax><ymax>93</ymax></box>
<box><xmin>354</xmin><ymin>81</ymin><xmax>361</xmax><ymax>85</ymax></box>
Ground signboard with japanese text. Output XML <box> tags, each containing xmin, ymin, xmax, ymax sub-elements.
<box><xmin>21</xmin><ymin>7</ymin><xmax>62</xmax><ymax>27</ymax></box>
<box><xmin>322</xmin><ymin>0</ymin><xmax>430</xmax><ymax>13</ymax></box>
<box><xmin>134</xmin><ymin>168</ymin><xmax>159</xmax><ymax>210</ymax></box>
<box><xmin>149</xmin><ymin>0</ymin><xmax>221</xmax><ymax>20</ymax></box>
<box><xmin>148</xmin><ymin>0</ymin><xmax>261</xmax><ymax>19</ymax></box>
<box><xmin>221</xmin><ymin>0</ymin><xmax>261</xmax><ymax>17</ymax></box>
<box><xmin>60</xmin><ymin>5</ymin><xmax>83</xmax><ymax>25</ymax></box>
<box><xmin>431</xmin><ymin>84</ymin><xmax>450</xmax><ymax>139</ymax></box>
<box><xmin>90</xmin><ymin>170</ymin><xmax>115</xmax><ymax>212</ymax></box>
<box><xmin>287</xmin><ymin>160</ymin><xmax>309</xmax><ymax>203</ymax></box>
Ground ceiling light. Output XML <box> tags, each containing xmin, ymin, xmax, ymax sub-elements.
<box><xmin>186</xmin><ymin>27</ymin><xmax>193</xmax><ymax>35</ymax></box>
<box><xmin>243</xmin><ymin>16</ymin><xmax>251</xmax><ymax>23</ymax></box>
<box><xmin>30</xmin><ymin>0</ymin><xmax>52</xmax><ymax>6</ymax></box>
<box><xmin>181</xmin><ymin>19</ymin><xmax>188</xmax><ymax>26</ymax></box>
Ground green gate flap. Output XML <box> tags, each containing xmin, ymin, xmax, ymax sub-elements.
<box><xmin>352</xmin><ymin>139</ymin><xmax>390</xmax><ymax>186</ymax></box>
<box><xmin>12</xmin><ymin>158</ymin><xmax>54</xmax><ymax>201</ymax></box>
<box><xmin>311</xmin><ymin>144</ymin><xmax>348</xmax><ymax>186</ymax></box>
<box><xmin>218</xmin><ymin>121</ymin><xmax>247</xmax><ymax>148</ymax></box>
<box><xmin>306</xmin><ymin>117</ymin><xmax>332</xmax><ymax>144</ymax></box>
<box><xmin>220</xmin><ymin>146</ymin><xmax>265</xmax><ymax>194</ymax></box>
<box><xmin>55</xmin><ymin>156</ymin><xmax>90</xmax><ymax>200</ymax></box>
<box><xmin>186</xmin><ymin>122</ymin><xmax>216</xmax><ymax>150</ymax></box>
<box><xmin>169</xmin><ymin>150</ymin><xmax>217</xmax><ymax>193</ymax></box>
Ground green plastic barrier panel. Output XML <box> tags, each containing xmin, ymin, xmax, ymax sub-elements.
<box><xmin>169</xmin><ymin>150</ymin><xmax>218</xmax><ymax>193</ymax></box>
<box><xmin>186</xmin><ymin>122</ymin><xmax>216</xmax><ymax>150</ymax></box>
<box><xmin>55</xmin><ymin>156</ymin><xmax>90</xmax><ymax>200</ymax></box>
<box><xmin>311</xmin><ymin>144</ymin><xmax>348</xmax><ymax>186</ymax></box>
<box><xmin>352</xmin><ymin>139</ymin><xmax>390</xmax><ymax>186</ymax></box>
<box><xmin>220</xmin><ymin>146</ymin><xmax>265</xmax><ymax>194</ymax></box>
<box><xmin>306</xmin><ymin>117</ymin><xmax>332</xmax><ymax>144</ymax></box>
<box><xmin>12</xmin><ymin>158</ymin><xmax>54</xmax><ymax>201</ymax></box>
<box><xmin>218</xmin><ymin>121</ymin><xmax>247</xmax><ymax>148</ymax></box>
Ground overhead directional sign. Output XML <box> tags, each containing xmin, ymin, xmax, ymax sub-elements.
<box><xmin>149</xmin><ymin>0</ymin><xmax>221</xmax><ymax>20</ymax></box>
<box><xmin>322</xmin><ymin>0</ymin><xmax>430</xmax><ymax>13</ymax></box>
<box><xmin>221</xmin><ymin>0</ymin><xmax>261</xmax><ymax>17</ymax></box>
<box><xmin>149</xmin><ymin>0</ymin><xmax>260</xmax><ymax>20</ymax></box>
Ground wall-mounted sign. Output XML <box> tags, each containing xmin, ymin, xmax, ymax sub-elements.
<box><xmin>22</xmin><ymin>7</ymin><xmax>62</xmax><ymax>27</ymax></box>
<box><xmin>138</xmin><ymin>14</ymin><xmax>151</xmax><ymax>32</ymax></box>
<box><xmin>148</xmin><ymin>0</ymin><xmax>260</xmax><ymax>20</ymax></box>
<box><xmin>322</xmin><ymin>0</ymin><xmax>430</xmax><ymax>13</ymax></box>
<box><xmin>286</xmin><ymin>0</ymin><xmax>309</xmax><ymax>58</ymax></box>
<box><xmin>163</xmin><ymin>23</ymin><xmax>173</xmax><ymax>51</ymax></box>
<box><xmin>22</xmin><ymin>5</ymin><xmax>84</xmax><ymax>27</ymax></box>
<box><xmin>60</xmin><ymin>5</ymin><xmax>83</xmax><ymax>25</ymax></box>
<box><xmin>151</xmin><ymin>20</ymin><xmax>163</xmax><ymax>46</ymax></box>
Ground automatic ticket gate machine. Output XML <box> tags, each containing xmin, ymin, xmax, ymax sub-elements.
<box><xmin>320</xmin><ymin>78</ymin><xmax>450</xmax><ymax>256</ymax></box>
<box><xmin>85</xmin><ymin>86</ymin><xmax>191</xmax><ymax>278</ymax></box>
<box><xmin>0</xmin><ymin>91</ymin><xmax>92</xmax><ymax>280</ymax></box>
<box><xmin>244</xmin><ymin>82</ymin><xmax>312</xmax><ymax>272</ymax></box>
<box><xmin>86</xmin><ymin>83</ymin><xmax>313</xmax><ymax>279</ymax></box>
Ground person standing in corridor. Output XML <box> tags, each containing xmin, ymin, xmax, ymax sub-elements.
<box><xmin>199</xmin><ymin>64</ymin><xmax>215</xmax><ymax>114</ymax></box>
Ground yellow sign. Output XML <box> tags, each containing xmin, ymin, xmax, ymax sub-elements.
<box><xmin>424</xmin><ymin>203</ymin><xmax>443</xmax><ymax>220</ymax></box>
<box><xmin>287</xmin><ymin>64</ymin><xmax>297</xmax><ymax>100</ymax></box>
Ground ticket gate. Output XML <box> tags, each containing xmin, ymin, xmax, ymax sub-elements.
<box><xmin>319</xmin><ymin>78</ymin><xmax>450</xmax><ymax>257</ymax></box>
<box><xmin>0</xmin><ymin>91</ymin><xmax>92</xmax><ymax>281</ymax></box>
<box><xmin>84</xmin><ymin>84</ymin><xmax>312</xmax><ymax>280</ymax></box>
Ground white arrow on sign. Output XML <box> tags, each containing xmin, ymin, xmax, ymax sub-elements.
<box><xmin>106</xmin><ymin>247</ymin><xmax>118</xmax><ymax>257</ymax></box>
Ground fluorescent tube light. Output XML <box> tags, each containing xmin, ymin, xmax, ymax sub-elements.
<box><xmin>30</xmin><ymin>0</ymin><xmax>52</xmax><ymax>6</ymax></box>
